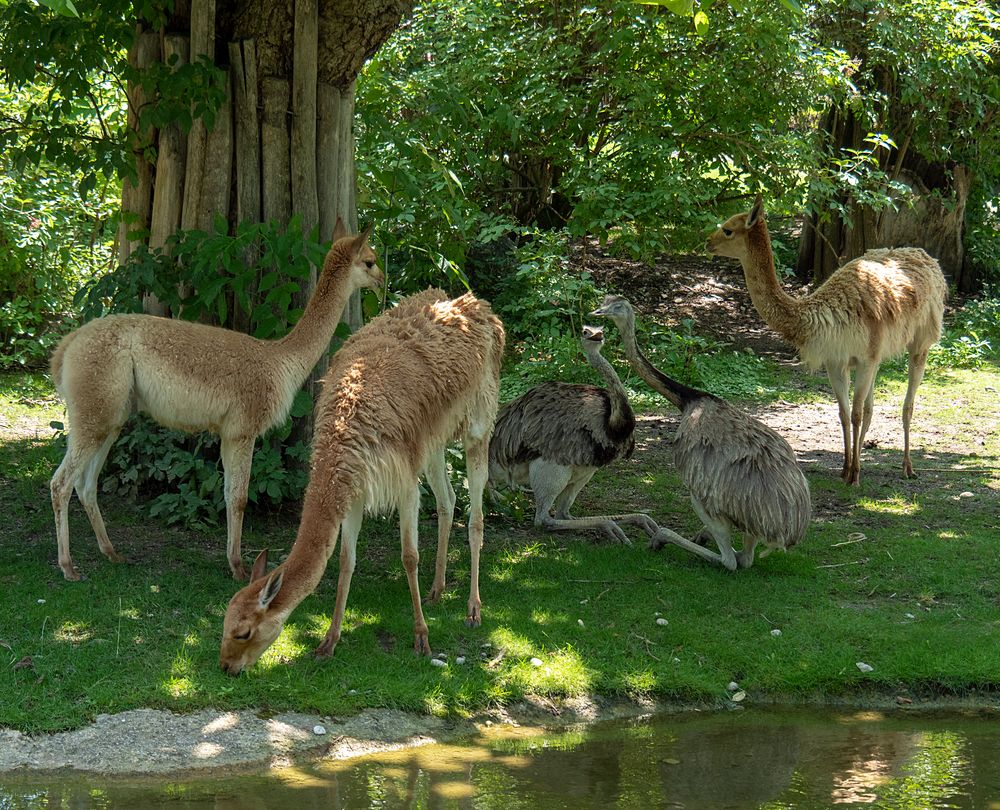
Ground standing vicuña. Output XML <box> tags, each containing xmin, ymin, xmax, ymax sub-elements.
<box><xmin>219</xmin><ymin>290</ymin><xmax>505</xmax><ymax>674</ymax></box>
<box><xmin>707</xmin><ymin>195</ymin><xmax>946</xmax><ymax>485</ymax></box>
<box><xmin>50</xmin><ymin>220</ymin><xmax>382</xmax><ymax>581</ymax></box>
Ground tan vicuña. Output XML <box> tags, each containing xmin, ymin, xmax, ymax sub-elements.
<box><xmin>50</xmin><ymin>219</ymin><xmax>382</xmax><ymax>581</ymax></box>
<box><xmin>219</xmin><ymin>290</ymin><xmax>505</xmax><ymax>675</ymax></box>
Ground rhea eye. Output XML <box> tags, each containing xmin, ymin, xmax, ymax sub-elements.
<box><xmin>722</xmin><ymin>228</ymin><xmax>733</xmax><ymax>237</ymax></box>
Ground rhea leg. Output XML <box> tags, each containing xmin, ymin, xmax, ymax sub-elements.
<box><xmin>651</xmin><ymin>497</ymin><xmax>737</xmax><ymax>571</ymax></box>
<box><xmin>902</xmin><ymin>349</ymin><xmax>929</xmax><ymax>478</ymax></box>
<box><xmin>551</xmin><ymin>468</ymin><xmax>659</xmax><ymax>538</ymax></box>
<box><xmin>399</xmin><ymin>483</ymin><xmax>432</xmax><ymax>655</ymax></box>
<box><xmin>422</xmin><ymin>449</ymin><xmax>456</xmax><ymax>604</ymax></box>
<box><xmin>464</xmin><ymin>436</ymin><xmax>489</xmax><ymax>627</ymax></box>
<box><xmin>220</xmin><ymin>436</ymin><xmax>255</xmax><ymax>580</ymax></box>
<box><xmin>315</xmin><ymin>497</ymin><xmax>365</xmax><ymax>658</ymax></box>
<box><xmin>826</xmin><ymin>363</ymin><xmax>853</xmax><ymax>481</ymax></box>
<box><xmin>530</xmin><ymin>461</ymin><xmax>632</xmax><ymax>544</ymax></box>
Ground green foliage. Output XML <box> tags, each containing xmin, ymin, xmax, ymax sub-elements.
<box><xmin>965</xmin><ymin>190</ymin><xmax>1000</xmax><ymax>287</ymax></box>
<box><xmin>0</xmin><ymin>155</ymin><xmax>118</xmax><ymax>369</ymax></box>
<box><xmin>929</xmin><ymin>288</ymin><xmax>1000</xmax><ymax>369</ymax></box>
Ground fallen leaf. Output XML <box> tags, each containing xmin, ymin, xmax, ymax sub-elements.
<box><xmin>13</xmin><ymin>656</ymin><xmax>33</xmax><ymax>670</ymax></box>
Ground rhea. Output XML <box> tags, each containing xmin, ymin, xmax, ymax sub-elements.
<box><xmin>591</xmin><ymin>295</ymin><xmax>810</xmax><ymax>570</ymax></box>
<box><xmin>488</xmin><ymin>324</ymin><xmax>658</xmax><ymax>544</ymax></box>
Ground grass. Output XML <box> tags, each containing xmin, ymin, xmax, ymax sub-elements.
<box><xmin>1</xmin><ymin>346</ymin><xmax>999</xmax><ymax>733</ymax></box>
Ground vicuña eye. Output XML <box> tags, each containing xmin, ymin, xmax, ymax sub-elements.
<box><xmin>365</xmin><ymin>260</ymin><xmax>375</xmax><ymax>269</ymax></box>
<box><xmin>235</xmin><ymin>630</ymin><xmax>251</xmax><ymax>641</ymax></box>
<box><xmin>723</xmin><ymin>228</ymin><xmax>733</xmax><ymax>237</ymax></box>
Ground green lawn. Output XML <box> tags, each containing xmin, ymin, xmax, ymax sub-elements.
<box><xmin>1</xmin><ymin>357</ymin><xmax>998</xmax><ymax>733</ymax></box>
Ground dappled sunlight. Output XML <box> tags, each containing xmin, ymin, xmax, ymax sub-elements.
<box><xmin>857</xmin><ymin>495</ymin><xmax>921</xmax><ymax>516</ymax></box>
<box><xmin>201</xmin><ymin>713</ymin><xmax>239</xmax><ymax>735</ymax></box>
<box><xmin>53</xmin><ymin>621</ymin><xmax>93</xmax><ymax>644</ymax></box>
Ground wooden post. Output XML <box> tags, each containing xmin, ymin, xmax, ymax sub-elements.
<box><xmin>180</xmin><ymin>0</ymin><xmax>216</xmax><ymax>232</ymax></box>
<box><xmin>118</xmin><ymin>29</ymin><xmax>160</xmax><ymax>269</ymax></box>
<box><xmin>261</xmin><ymin>77</ymin><xmax>291</xmax><ymax>225</ymax></box>
<box><xmin>146</xmin><ymin>33</ymin><xmax>190</xmax><ymax>316</ymax></box>
<box><xmin>229</xmin><ymin>39</ymin><xmax>260</xmax><ymax>334</ymax></box>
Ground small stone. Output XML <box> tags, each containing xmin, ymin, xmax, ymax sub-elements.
<box><xmin>312</xmin><ymin>725</ymin><xmax>327</xmax><ymax>736</ymax></box>
<box><xmin>727</xmin><ymin>682</ymin><xmax>740</xmax><ymax>692</ymax></box>
<box><xmin>430</xmin><ymin>658</ymin><xmax>447</xmax><ymax>668</ymax></box>
<box><xmin>672</xmin><ymin>657</ymin><xmax>681</xmax><ymax>664</ymax></box>
<box><xmin>655</xmin><ymin>617</ymin><xmax>668</xmax><ymax>626</ymax></box>
<box><xmin>770</xmin><ymin>628</ymin><xmax>782</xmax><ymax>637</ymax></box>
<box><xmin>896</xmin><ymin>695</ymin><xmax>913</xmax><ymax>705</ymax></box>
<box><xmin>36</xmin><ymin>599</ymin><xmax>45</xmax><ymax>605</ymax></box>
<box><xmin>529</xmin><ymin>657</ymin><xmax>543</xmax><ymax>667</ymax></box>
<box><xmin>856</xmin><ymin>661</ymin><xmax>874</xmax><ymax>673</ymax></box>
<box><xmin>456</xmin><ymin>656</ymin><xmax>466</xmax><ymax>665</ymax></box>
<box><xmin>959</xmin><ymin>491</ymin><xmax>974</xmax><ymax>498</ymax></box>
<box><xmin>348</xmin><ymin>689</ymin><xmax>358</xmax><ymax>695</ymax></box>
<box><xmin>905</xmin><ymin>613</ymin><xmax>916</xmax><ymax>620</ymax></box>
<box><xmin>577</xmin><ymin>619</ymin><xmax>585</xmax><ymax>628</ymax></box>
<box><xmin>731</xmin><ymin>690</ymin><xmax>746</xmax><ymax>702</ymax></box>
<box><xmin>663</xmin><ymin>757</ymin><xmax>681</xmax><ymax>765</ymax></box>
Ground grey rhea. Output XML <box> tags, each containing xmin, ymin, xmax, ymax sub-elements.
<box><xmin>488</xmin><ymin>325</ymin><xmax>659</xmax><ymax>544</ymax></box>
<box><xmin>591</xmin><ymin>295</ymin><xmax>811</xmax><ymax>570</ymax></box>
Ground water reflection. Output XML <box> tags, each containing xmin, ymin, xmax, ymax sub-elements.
<box><xmin>2</xmin><ymin>709</ymin><xmax>1000</xmax><ymax>809</ymax></box>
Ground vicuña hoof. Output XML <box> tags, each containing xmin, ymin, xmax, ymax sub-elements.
<box><xmin>231</xmin><ymin>563</ymin><xmax>250</xmax><ymax>581</ymax></box>
<box><xmin>413</xmin><ymin>634</ymin><xmax>432</xmax><ymax>657</ymax></box>
<box><xmin>61</xmin><ymin>566</ymin><xmax>84</xmax><ymax>582</ymax></box>
<box><xmin>423</xmin><ymin>585</ymin><xmax>444</xmax><ymax>605</ymax></box>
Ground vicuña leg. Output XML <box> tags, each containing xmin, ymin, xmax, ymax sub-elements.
<box><xmin>220</xmin><ymin>436</ymin><xmax>255</xmax><ymax>580</ymax></box>
<box><xmin>422</xmin><ymin>449</ymin><xmax>456</xmax><ymax>604</ymax></box>
<box><xmin>902</xmin><ymin>349</ymin><xmax>929</xmax><ymax>479</ymax></box>
<box><xmin>826</xmin><ymin>363</ymin><xmax>853</xmax><ymax>482</ymax></box>
<box><xmin>847</xmin><ymin>361</ymin><xmax>879</xmax><ymax>486</ymax></box>
<box><xmin>76</xmin><ymin>430</ymin><xmax>124</xmax><ymax>564</ymax></box>
<box><xmin>315</xmin><ymin>497</ymin><xmax>364</xmax><ymax>659</ymax></box>
<box><xmin>464</xmin><ymin>435</ymin><xmax>490</xmax><ymax>628</ymax></box>
<box><xmin>399</xmin><ymin>483</ymin><xmax>432</xmax><ymax>656</ymax></box>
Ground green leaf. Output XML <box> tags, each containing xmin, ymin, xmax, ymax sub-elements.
<box><xmin>631</xmin><ymin>0</ymin><xmax>693</xmax><ymax>14</ymax></box>
<box><xmin>693</xmin><ymin>10</ymin><xmax>709</xmax><ymax>34</ymax></box>
<box><xmin>779</xmin><ymin>0</ymin><xmax>802</xmax><ymax>12</ymax></box>
<box><xmin>36</xmin><ymin>0</ymin><xmax>80</xmax><ymax>17</ymax></box>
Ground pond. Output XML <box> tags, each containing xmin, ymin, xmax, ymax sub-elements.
<box><xmin>3</xmin><ymin>708</ymin><xmax>1000</xmax><ymax>808</ymax></box>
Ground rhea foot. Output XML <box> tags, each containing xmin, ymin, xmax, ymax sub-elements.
<box><xmin>313</xmin><ymin>636</ymin><xmax>339</xmax><ymax>659</ymax></box>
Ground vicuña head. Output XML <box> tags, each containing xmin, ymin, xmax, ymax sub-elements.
<box><xmin>220</xmin><ymin>549</ymin><xmax>287</xmax><ymax>675</ymax></box>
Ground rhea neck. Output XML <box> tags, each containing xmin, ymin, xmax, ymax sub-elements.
<box><xmin>273</xmin><ymin>246</ymin><xmax>355</xmax><ymax>373</ymax></box>
<box><xmin>582</xmin><ymin>342</ymin><xmax>632</xmax><ymax>429</ymax></box>
<box><xmin>737</xmin><ymin>223</ymin><xmax>802</xmax><ymax>343</ymax></box>
<box><xmin>613</xmin><ymin>310</ymin><xmax>708</xmax><ymax>411</ymax></box>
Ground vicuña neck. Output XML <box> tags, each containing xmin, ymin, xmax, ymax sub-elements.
<box><xmin>275</xmin><ymin>252</ymin><xmax>353</xmax><ymax>374</ymax></box>
<box><xmin>617</xmin><ymin>314</ymin><xmax>706</xmax><ymax>411</ymax></box>
<box><xmin>739</xmin><ymin>225</ymin><xmax>802</xmax><ymax>343</ymax></box>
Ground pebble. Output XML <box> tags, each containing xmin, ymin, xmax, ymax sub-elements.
<box><xmin>655</xmin><ymin>617</ymin><xmax>668</xmax><ymax>626</ymax></box>
<box><xmin>727</xmin><ymin>682</ymin><xmax>740</xmax><ymax>692</ymax></box>
<box><xmin>770</xmin><ymin>628</ymin><xmax>782</xmax><ymax>637</ymax></box>
<box><xmin>856</xmin><ymin>661</ymin><xmax>874</xmax><ymax>673</ymax></box>
<box><xmin>348</xmin><ymin>689</ymin><xmax>358</xmax><ymax>695</ymax></box>
<box><xmin>312</xmin><ymin>725</ymin><xmax>327</xmax><ymax>736</ymax></box>
<box><xmin>905</xmin><ymin>613</ymin><xmax>916</xmax><ymax>620</ymax></box>
<box><xmin>430</xmin><ymin>658</ymin><xmax>447</xmax><ymax>668</ymax></box>
<box><xmin>577</xmin><ymin>619</ymin><xmax>585</xmax><ymax>628</ymax></box>
<box><xmin>455</xmin><ymin>656</ymin><xmax>466</xmax><ymax>665</ymax></box>
<box><xmin>36</xmin><ymin>599</ymin><xmax>45</xmax><ymax>605</ymax></box>
<box><xmin>529</xmin><ymin>657</ymin><xmax>543</xmax><ymax>667</ymax></box>
<box><xmin>731</xmin><ymin>690</ymin><xmax>746</xmax><ymax>702</ymax></box>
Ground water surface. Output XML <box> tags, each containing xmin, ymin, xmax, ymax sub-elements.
<box><xmin>3</xmin><ymin>708</ymin><xmax>1000</xmax><ymax>808</ymax></box>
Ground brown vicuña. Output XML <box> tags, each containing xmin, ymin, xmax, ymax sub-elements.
<box><xmin>50</xmin><ymin>219</ymin><xmax>382</xmax><ymax>582</ymax></box>
<box><xmin>707</xmin><ymin>195</ymin><xmax>946</xmax><ymax>486</ymax></box>
<box><xmin>219</xmin><ymin>290</ymin><xmax>505</xmax><ymax>675</ymax></box>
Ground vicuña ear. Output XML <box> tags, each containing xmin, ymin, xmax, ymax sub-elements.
<box><xmin>746</xmin><ymin>194</ymin><xmax>765</xmax><ymax>229</ymax></box>
<box><xmin>259</xmin><ymin>568</ymin><xmax>284</xmax><ymax>610</ymax></box>
<box><xmin>353</xmin><ymin>224</ymin><xmax>373</xmax><ymax>252</ymax></box>
<box><xmin>332</xmin><ymin>216</ymin><xmax>348</xmax><ymax>243</ymax></box>
<box><xmin>250</xmin><ymin>549</ymin><xmax>269</xmax><ymax>583</ymax></box>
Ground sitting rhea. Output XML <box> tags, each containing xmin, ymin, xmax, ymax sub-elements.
<box><xmin>591</xmin><ymin>295</ymin><xmax>810</xmax><ymax>570</ymax></box>
<box><xmin>488</xmin><ymin>324</ymin><xmax>659</xmax><ymax>544</ymax></box>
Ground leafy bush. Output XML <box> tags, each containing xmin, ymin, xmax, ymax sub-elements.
<box><xmin>930</xmin><ymin>289</ymin><xmax>1000</xmax><ymax>369</ymax></box>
